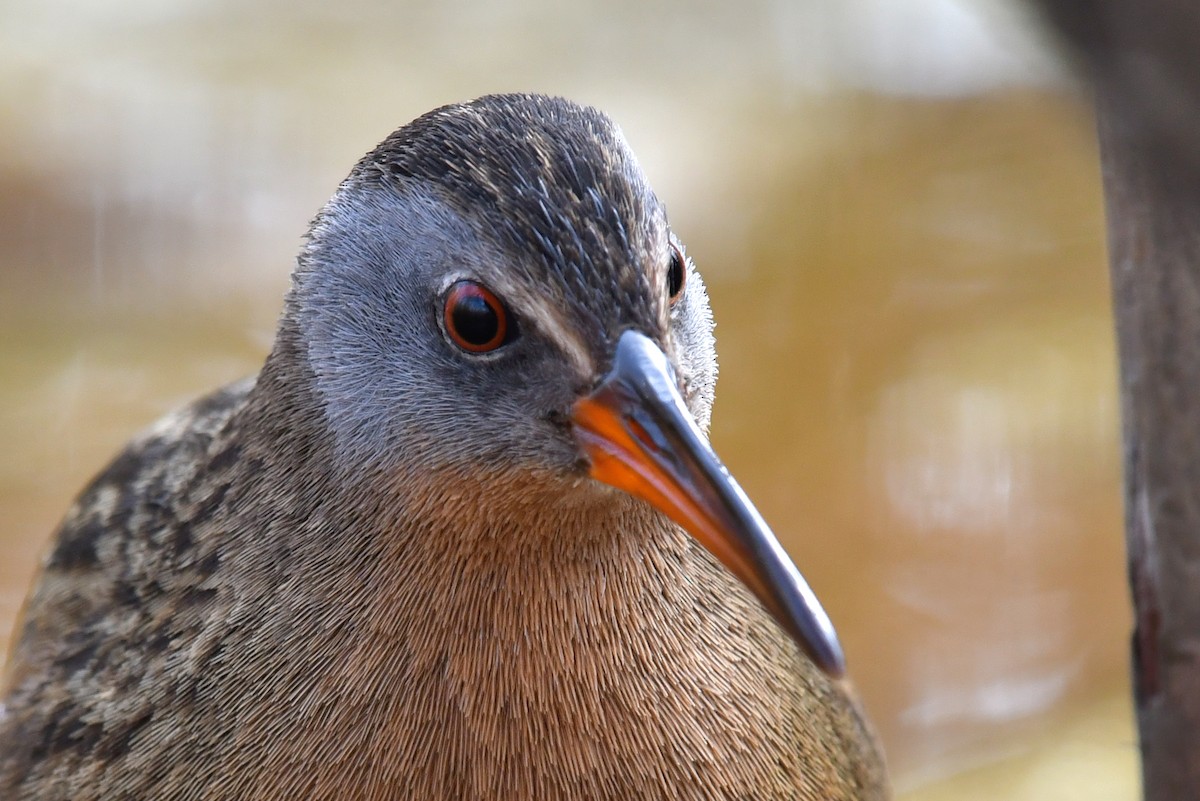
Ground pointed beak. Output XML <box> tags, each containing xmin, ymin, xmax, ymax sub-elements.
<box><xmin>570</xmin><ymin>330</ymin><xmax>845</xmax><ymax>677</ymax></box>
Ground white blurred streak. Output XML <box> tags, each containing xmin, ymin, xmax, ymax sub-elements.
<box><xmin>828</xmin><ymin>0</ymin><xmax>1065</xmax><ymax>96</ymax></box>
<box><xmin>865</xmin><ymin>324</ymin><xmax>1116</xmax><ymax>747</ymax></box>
<box><xmin>876</xmin><ymin>381</ymin><xmax>1018</xmax><ymax>531</ymax></box>
<box><xmin>869</xmin><ymin>334</ymin><xmax>1112</xmax><ymax>533</ymax></box>
<box><xmin>769</xmin><ymin>0</ymin><xmax>1069</xmax><ymax>95</ymax></box>
<box><xmin>901</xmin><ymin>663</ymin><xmax>1078</xmax><ymax>727</ymax></box>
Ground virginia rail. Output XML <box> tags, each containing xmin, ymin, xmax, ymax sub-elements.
<box><xmin>0</xmin><ymin>94</ymin><xmax>888</xmax><ymax>800</ymax></box>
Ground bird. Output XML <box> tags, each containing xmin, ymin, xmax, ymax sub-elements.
<box><xmin>0</xmin><ymin>93</ymin><xmax>888</xmax><ymax>800</ymax></box>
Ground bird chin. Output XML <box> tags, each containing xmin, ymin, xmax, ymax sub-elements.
<box><xmin>559</xmin><ymin>472</ymin><xmax>666</xmax><ymax>521</ymax></box>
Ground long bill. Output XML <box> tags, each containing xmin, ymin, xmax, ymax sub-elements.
<box><xmin>571</xmin><ymin>330</ymin><xmax>845</xmax><ymax>677</ymax></box>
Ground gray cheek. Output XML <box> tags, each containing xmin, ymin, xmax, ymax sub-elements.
<box><xmin>294</xmin><ymin>186</ymin><xmax>486</xmax><ymax>475</ymax></box>
<box><xmin>294</xmin><ymin>184</ymin><xmax>582</xmax><ymax>480</ymax></box>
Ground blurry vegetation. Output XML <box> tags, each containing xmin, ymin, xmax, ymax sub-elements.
<box><xmin>0</xmin><ymin>2</ymin><xmax>1129</xmax><ymax>797</ymax></box>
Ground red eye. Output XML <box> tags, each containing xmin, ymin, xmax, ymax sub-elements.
<box><xmin>443</xmin><ymin>280</ymin><xmax>511</xmax><ymax>353</ymax></box>
<box><xmin>667</xmin><ymin>242</ymin><xmax>686</xmax><ymax>304</ymax></box>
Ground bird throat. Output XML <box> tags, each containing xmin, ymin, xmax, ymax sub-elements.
<box><xmin>218</xmin><ymin>477</ymin><xmax>863</xmax><ymax>799</ymax></box>
<box><xmin>205</xmin><ymin>347</ymin><xmax>881</xmax><ymax>800</ymax></box>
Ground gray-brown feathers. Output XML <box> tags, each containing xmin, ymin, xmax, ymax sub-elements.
<box><xmin>293</xmin><ymin>94</ymin><xmax>711</xmax><ymax>479</ymax></box>
<box><xmin>1</xmin><ymin>381</ymin><xmax>255</xmax><ymax>795</ymax></box>
<box><xmin>0</xmin><ymin>94</ymin><xmax>887</xmax><ymax>800</ymax></box>
<box><xmin>351</xmin><ymin>94</ymin><xmax>666</xmax><ymax>351</ymax></box>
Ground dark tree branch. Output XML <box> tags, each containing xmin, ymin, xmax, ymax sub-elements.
<box><xmin>1100</xmin><ymin>92</ymin><xmax>1200</xmax><ymax>799</ymax></box>
<box><xmin>1027</xmin><ymin>3</ymin><xmax>1200</xmax><ymax>798</ymax></box>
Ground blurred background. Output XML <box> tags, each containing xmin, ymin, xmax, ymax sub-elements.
<box><xmin>0</xmin><ymin>0</ymin><xmax>1130</xmax><ymax>797</ymax></box>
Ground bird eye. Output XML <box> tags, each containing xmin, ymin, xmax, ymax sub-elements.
<box><xmin>667</xmin><ymin>242</ymin><xmax>686</xmax><ymax>304</ymax></box>
<box><xmin>443</xmin><ymin>280</ymin><xmax>512</xmax><ymax>353</ymax></box>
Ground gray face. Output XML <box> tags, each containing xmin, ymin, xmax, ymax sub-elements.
<box><xmin>281</xmin><ymin>96</ymin><xmax>846</xmax><ymax>676</ymax></box>
<box><xmin>290</xmin><ymin>95</ymin><xmax>717</xmax><ymax>491</ymax></box>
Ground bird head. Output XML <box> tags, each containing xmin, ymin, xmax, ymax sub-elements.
<box><xmin>288</xmin><ymin>93</ymin><xmax>844</xmax><ymax>677</ymax></box>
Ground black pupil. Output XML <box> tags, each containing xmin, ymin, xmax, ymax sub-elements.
<box><xmin>452</xmin><ymin>292</ymin><xmax>499</xmax><ymax>345</ymax></box>
<box><xmin>668</xmin><ymin>251</ymin><xmax>684</xmax><ymax>299</ymax></box>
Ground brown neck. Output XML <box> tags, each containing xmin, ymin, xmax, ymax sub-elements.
<box><xmin>206</xmin><ymin>483</ymin><xmax>880</xmax><ymax>799</ymax></box>
<box><xmin>204</xmin><ymin>325</ymin><xmax>887</xmax><ymax>800</ymax></box>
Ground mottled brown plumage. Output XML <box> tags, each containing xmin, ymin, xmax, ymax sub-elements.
<box><xmin>0</xmin><ymin>94</ymin><xmax>889</xmax><ymax>799</ymax></box>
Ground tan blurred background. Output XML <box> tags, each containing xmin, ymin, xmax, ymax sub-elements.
<box><xmin>0</xmin><ymin>0</ymin><xmax>1132</xmax><ymax>797</ymax></box>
